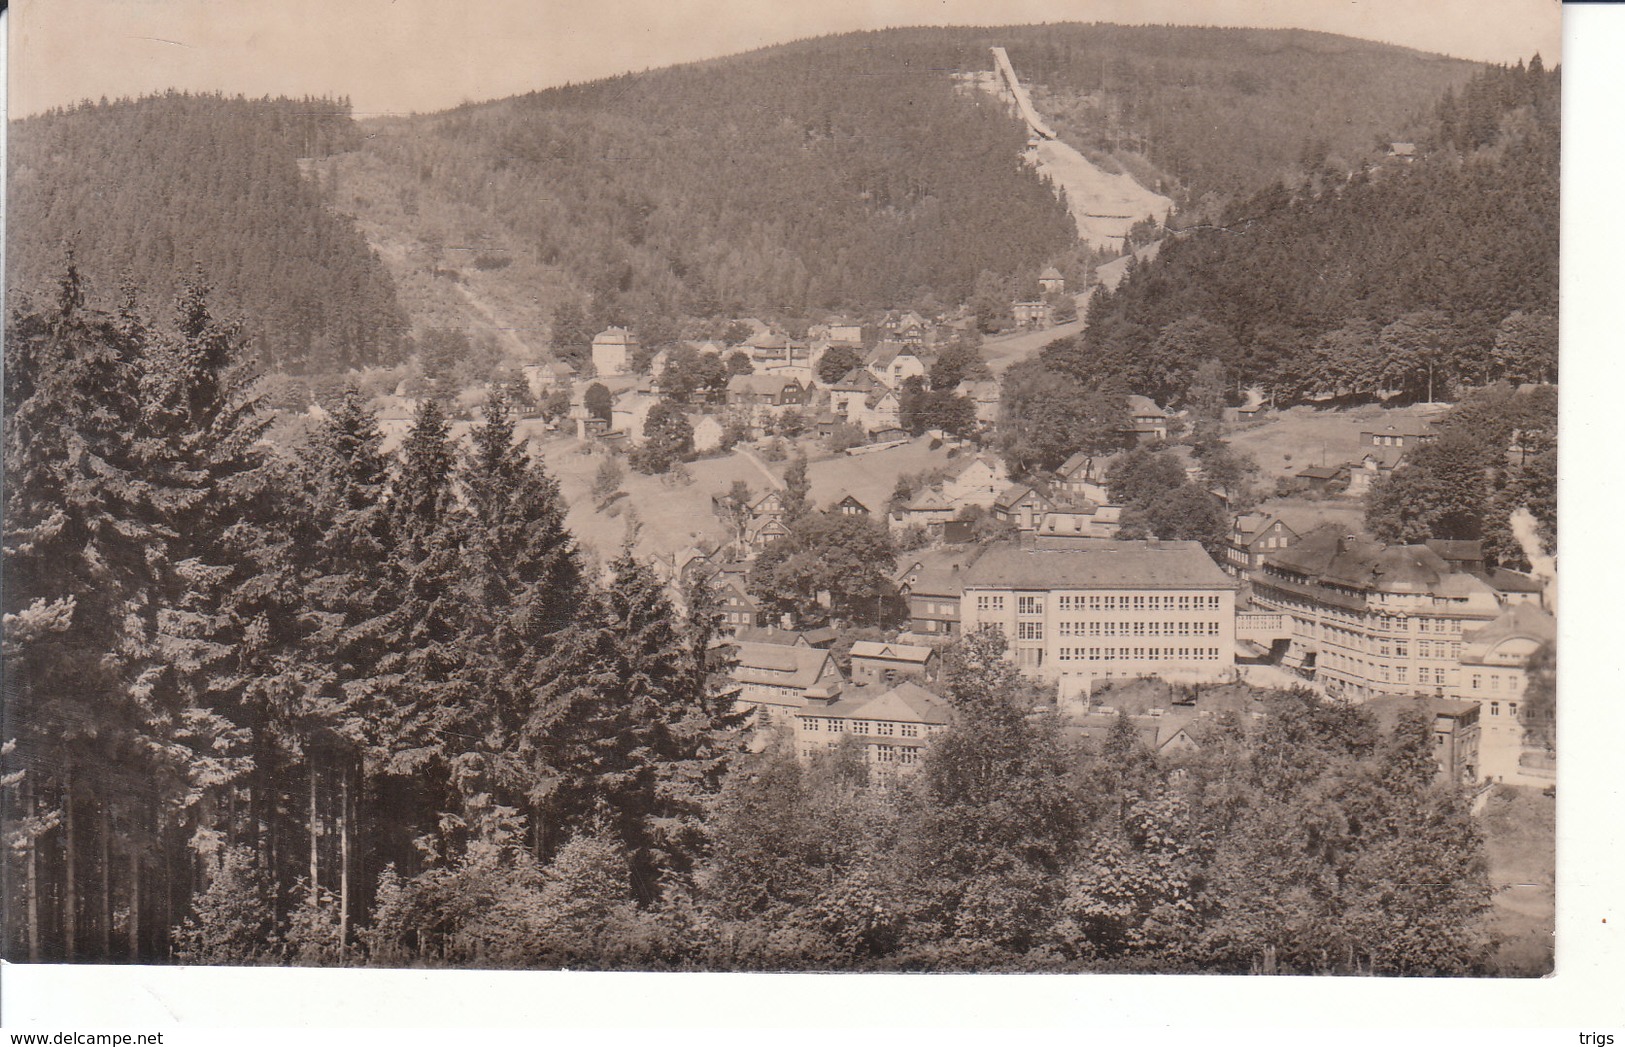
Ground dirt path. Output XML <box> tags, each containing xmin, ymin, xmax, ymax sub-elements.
<box><xmin>452</xmin><ymin>279</ymin><xmax>542</xmax><ymax>360</ymax></box>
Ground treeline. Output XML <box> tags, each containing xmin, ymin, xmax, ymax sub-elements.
<box><xmin>1063</xmin><ymin>59</ymin><xmax>1557</xmax><ymax>408</ymax></box>
<box><xmin>8</xmin><ymin>94</ymin><xmax>409</xmax><ymax>373</ymax></box>
<box><xmin>1366</xmin><ymin>382</ymin><xmax>1557</xmax><ymax>568</ymax></box>
<box><xmin>360</xmin><ymin>37</ymin><xmax>1078</xmax><ymax>329</ymax></box>
<box><xmin>2</xmin><ymin>268</ymin><xmax>740</xmax><ymax>963</ymax></box>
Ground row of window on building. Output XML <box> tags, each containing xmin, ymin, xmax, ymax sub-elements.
<box><xmin>976</xmin><ymin>593</ymin><xmax>1224</xmax><ymax>613</ymax></box>
<box><xmin>1054</xmin><ymin>620</ymin><xmax>1224</xmax><ymax>638</ymax></box>
<box><xmin>802</xmin><ymin>740</ymin><xmax>925</xmax><ymax>761</ymax></box>
<box><xmin>801</xmin><ymin>718</ymin><xmax>944</xmax><ymax>737</ymax></box>
<box><xmin>1054</xmin><ymin>646</ymin><xmax>1224</xmax><ymax>662</ymax></box>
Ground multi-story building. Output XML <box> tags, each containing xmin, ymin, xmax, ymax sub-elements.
<box><xmin>591</xmin><ymin>326</ymin><xmax>638</xmax><ymax>377</ymax></box>
<box><xmin>957</xmin><ymin>541</ymin><xmax>1237</xmax><ymax>700</ymax></box>
<box><xmin>1457</xmin><ymin>604</ymin><xmax>1556</xmax><ymax>785</ymax></box>
<box><xmin>729</xmin><ymin>640</ymin><xmax>845</xmax><ymax>731</ymax></box>
<box><xmin>1251</xmin><ymin>527</ymin><xmax>1505</xmax><ymax>701</ymax></box>
<box><xmin>794</xmin><ymin>679</ymin><xmax>953</xmax><ymax>781</ymax></box>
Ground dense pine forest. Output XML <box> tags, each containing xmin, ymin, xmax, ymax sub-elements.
<box><xmin>1051</xmin><ymin>60</ymin><xmax>1557</xmax><ymax>408</ymax></box>
<box><xmin>2</xmin><ymin>271</ymin><xmax>1507</xmax><ymax>974</ymax></box>
<box><xmin>1004</xmin><ymin>25</ymin><xmax>1481</xmax><ymax>205</ymax></box>
<box><xmin>359</xmin><ymin>43</ymin><xmax>1075</xmax><ymax>328</ymax></box>
<box><xmin>7</xmin><ymin>94</ymin><xmax>410</xmax><ymax>373</ymax></box>
<box><xmin>7</xmin><ymin>26</ymin><xmax>1486</xmax><ymax>376</ymax></box>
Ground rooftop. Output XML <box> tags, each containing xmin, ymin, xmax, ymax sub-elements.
<box><xmin>961</xmin><ymin>541</ymin><xmax>1234</xmax><ymax>591</ymax></box>
<box><xmin>731</xmin><ymin>642</ymin><xmax>838</xmax><ymax>691</ymax></box>
<box><xmin>850</xmin><ymin>641</ymin><xmax>934</xmax><ymax>664</ymax></box>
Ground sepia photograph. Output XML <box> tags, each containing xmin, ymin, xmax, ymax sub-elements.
<box><xmin>2</xmin><ymin>0</ymin><xmax>1576</xmax><ymax>1006</ymax></box>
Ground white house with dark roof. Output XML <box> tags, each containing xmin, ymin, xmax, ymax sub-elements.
<box><xmin>958</xmin><ymin>541</ymin><xmax>1238</xmax><ymax>701</ymax></box>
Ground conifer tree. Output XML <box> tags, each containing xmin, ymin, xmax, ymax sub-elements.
<box><xmin>452</xmin><ymin>390</ymin><xmax>587</xmax><ymax>837</ymax></box>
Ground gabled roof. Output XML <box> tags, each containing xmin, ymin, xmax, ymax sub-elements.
<box><xmin>1296</xmin><ymin>465</ymin><xmax>1345</xmax><ymax>480</ymax></box>
<box><xmin>1040</xmin><ymin>266</ymin><xmax>1064</xmax><ymax>280</ymax></box>
<box><xmin>732</xmin><ymin>627</ymin><xmax>809</xmax><ymax>647</ymax></box>
<box><xmin>904</xmin><ymin>486</ymin><xmax>955</xmax><ymax>513</ymax></box>
<box><xmin>831</xmin><ymin>368</ymin><xmax>883</xmax><ymax>392</ymax></box>
<box><xmin>729</xmin><ymin>373</ymin><xmax>802</xmax><ymax>396</ymax></box>
<box><xmin>592</xmin><ymin>326</ymin><xmax>637</xmax><ymax>346</ymax></box>
<box><xmin>994</xmin><ymin>483</ymin><xmax>1055</xmax><ymax>511</ymax></box>
<box><xmin>948</xmin><ymin>454</ymin><xmax>998</xmax><ymax>480</ymax></box>
<box><xmin>731</xmin><ymin>642</ymin><xmax>838</xmax><ymax>691</ymax></box>
<box><xmin>804</xmin><ymin>680</ymin><xmax>952</xmax><ymax>726</ymax></box>
<box><xmin>850</xmin><ymin>641</ymin><xmax>934</xmax><ymax>664</ymax></box>
<box><xmin>1126</xmin><ymin>395</ymin><xmax>1167</xmax><ymax>417</ymax></box>
<box><xmin>1483</xmin><ymin>568</ymin><xmax>1544</xmax><ymax>595</ymax></box>
<box><xmin>1058</xmin><ymin>451</ymin><xmax>1096</xmax><ymax>479</ymax></box>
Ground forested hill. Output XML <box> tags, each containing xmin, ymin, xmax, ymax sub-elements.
<box><xmin>8</xmin><ymin>94</ymin><xmax>409</xmax><ymax>373</ymax></box>
<box><xmin>356</xmin><ymin>25</ymin><xmax>1480</xmax><ymax>335</ymax></box>
<box><xmin>1002</xmin><ymin>25</ymin><xmax>1482</xmax><ymax>206</ymax></box>
<box><xmin>356</xmin><ymin>39</ymin><xmax>1076</xmax><ymax>329</ymax></box>
<box><xmin>1060</xmin><ymin>59</ymin><xmax>1558</xmax><ymax>407</ymax></box>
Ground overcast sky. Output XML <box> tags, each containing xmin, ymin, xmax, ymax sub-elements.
<box><xmin>9</xmin><ymin>0</ymin><xmax>1561</xmax><ymax>118</ymax></box>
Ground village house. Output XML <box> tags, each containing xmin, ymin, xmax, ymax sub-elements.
<box><xmin>1054</xmin><ymin>452</ymin><xmax>1111</xmax><ymax>501</ymax></box>
<box><xmin>712</xmin><ymin>571</ymin><xmax>765</xmax><ymax>635</ymax></box>
<box><xmin>893</xmin><ymin>486</ymin><xmax>958</xmax><ymax>533</ymax></box>
<box><xmin>591</xmin><ymin>326</ymin><xmax>638</xmax><ymax>377</ymax></box>
<box><xmin>794</xmin><ymin>679</ymin><xmax>953</xmax><ymax>780</ymax></box>
<box><xmin>1249</xmin><ymin>526</ymin><xmax>1507</xmax><ymax>702</ymax></box>
<box><xmin>849</xmin><ymin>641</ymin><xmax>938</xmax><ymax>686</ymax></box>
<box><xmin>957</xmin><ymin>379</ymin><xmax>1002</xmax><ymax>425</ymax></box>
<box><xmin>611</xmin><ymin>391</ymin><xmax>659</xmax><ymax>445</ymax></box>
<box><xmin>864</xmin><ymin>345</ymin><xmax>927</xmax><ymax>389</ymax></box>
<box><xmin>1034</xmin><ymin>499</ymin><xmax>1122</xmax><ymax>541</ymax></box>
<box><xmin>857</xmin><ymin>389</ymin><xmax>903</xmax><ymax>435</ymax></box>
<box><xmin>1012</xmin><ymin>300</ymin><xmax>1053</xmax><ymax>328</ymax></box>
<box><xmin>689</xmin><ymin>413</ymin><xmax>726</xmax><ymax>455</ymax></box>
<box><xmin>993</xmin><ymin>482</ymin><xmax>1058</xmax><ymax>531</ymax></box>
<box><xmin>1038</xmin><ymin>266</ymin><xmax>1066</xmax><ymax>295</ymax></box>
<box><xmin>940</xmin><ymin>454</ymin><xmax>1008</xmax><ymax>508</ymax></box>
<box><xmin>957</xmin><ymin>541</ymin><xmax>1238</xmax><ymax>702</ymax></box>
<box><xmin>521</xmin><ymin>359</ymin><xmax>577</xmax><ymax>399</ymax></box>
<box><xmin>1225</xmin><ymin>513</ymin><xmax>1302</xmax><ymax>576</ymax></box>
<box><xmin>730</xmin><ymin>641</ymin><xmax>845</xmax><ymax>731</ymax></box>
<box><xmin>896</xmin><ymin>546</ymin><xmax>990</xmax><ymax>641</ymax></box>
<box><xmin>1456</xmin><ymin>603</ymin><xmax>1555</xmax><ymax>785</ymax></box>
<box><xmin>830</xmin><ymin>492</ymin><xmax>872</xmax><ymax>517</ymax></box>
<box><xmin>828</xmin><ymin>368</ymin><xmax>886</xmax><ymax>421</ymax></box>
<box><xmin>1293</xmin><ymin>463</ymin><xmax>1348</xmax><ymax>494</ymax></box>
<box><xmin>727</xmin><ymin>374</ymin><xmax>807</xmax><ymax>434</ymax></box>
<box><xmin>1121</xmin><ymin>395</ymin><xmax>1172</xmax><ymax>443</ymax></box>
